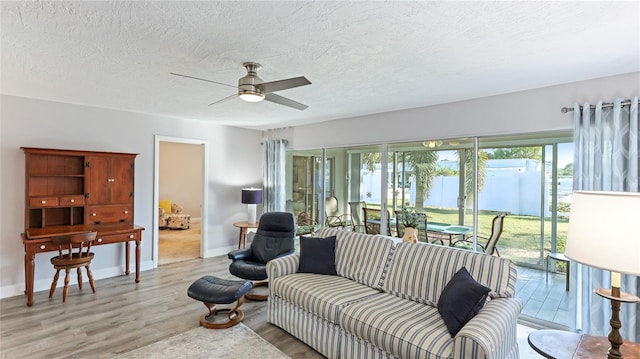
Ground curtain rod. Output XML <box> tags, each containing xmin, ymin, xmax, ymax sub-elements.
<box><xmin>260</xmin><ymin>139</ymin><xmax>289</xmax><ymax>145</ymax></box>
<box><xmin>561</xmin><ymin>99</ymin><xmax>638</xmax><ymax>113</ymax></box>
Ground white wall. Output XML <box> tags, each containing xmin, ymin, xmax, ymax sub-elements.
<box><xmin>287</xmin><ymin>72</ymin><xmax>640</xmax><ymax>149</ymax></box>
<box><xmin>159</xmin><ymin>142</ymin><xmax>202</xmax><ymax>218</ymax></box>
<box><xmin>0</xmin><ymin>95</ymin><xmax>262</xmax><ymax>298</ymax></box>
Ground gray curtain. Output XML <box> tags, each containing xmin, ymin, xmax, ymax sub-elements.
<box><xmin>263</xmin><ymin>139</ymin><xmax>286</xmax><ymax>212</ymax></box>
<box><xmin>570</xmin><ymin>97</ymin><xmax>639</xmax><ymax>341</ymax></box>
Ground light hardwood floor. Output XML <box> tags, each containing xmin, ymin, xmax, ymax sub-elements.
<box><xmin>0</xmin><ymin>256</ymin><xmax>323</xmax><ymax>359</ymax></box>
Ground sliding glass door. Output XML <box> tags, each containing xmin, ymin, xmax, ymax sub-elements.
<box><xmin>478</xmin><ymin>133</ymin><xmax>573</xmax><ymax>268</ymax></box>
<box><xmin>287</xmin><ymin>150</ymin><xmax>322</xmax><ymax>224</ymax></box>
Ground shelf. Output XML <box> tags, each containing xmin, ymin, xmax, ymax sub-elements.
<box><xmin>29</xmin><ymin>174</ymin><xmax>85</xmax><ymax>177</ymax></box>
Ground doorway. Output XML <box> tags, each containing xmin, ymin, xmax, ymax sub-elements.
<box><xmin>153</xmin><ymin>136</ymin><xmax>207</xmax><ymax>266</ymax></box>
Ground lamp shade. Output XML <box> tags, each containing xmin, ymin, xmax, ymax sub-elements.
<box><xmin>241</xmin><ymin>188</ymin><xmax>263</xmax><ymax>204</ymax></box>
<box><xmin>565</xmin><ymin>191</ymin><xmax>640</xmax><ymax>277</ymax></box>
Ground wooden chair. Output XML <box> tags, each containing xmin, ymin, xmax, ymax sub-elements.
<box><xmin>453</xmin><ymin>213</ymin><xmax>508</xmax><ymax>256</ymax></box>
<box><xmin>363</xmin><ymin>208</ymin><xmax>391</xmax><ymax>236</ymax></box>
<box><xmin>48</xmin><ymin>231</ymin><xmax>98</xmax><ymax>302</ymax></box>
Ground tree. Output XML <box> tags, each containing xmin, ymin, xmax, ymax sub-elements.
<box><xmin>487</xmin><ymin>147</ymin><xmax>542</xmax><ymax>160</ymax></box>
<box><xmin>404</xmin><ymin>151</ymin><xmax>439</xmax><ymax>211</ymax></box>
<box><xmin>461</xmin><ymin>149</ymin><xmax>488</xmax><ymax>208</ymax></box>
<box><xmin>559</xmin><ymin>163</ymin><xmax>573</xmax><ymax>177</ymax></box>
<box><xmin>405</xmin><ymin>149</ymin><xmax>487</xmax><ymax>211</ymax></box>
<box><xmin>361</xmin><ymin>148</ymin><xmax>487</xmax><ymax>212</ymax></box>
<box><xmin>361</xmin><ymin>152</ymin><xmax>380</xmax><ymax>174</ymax></box>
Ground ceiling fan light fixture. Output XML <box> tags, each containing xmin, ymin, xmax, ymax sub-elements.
<box><xmin>422</xmin><ymin>140</ymin><xmax>443</xmax><ymax>148</ymax></box>
<box><xmin>239</xmin><ymin>91</ymin><xmax>265</xmax><ymax>102</ymax></box>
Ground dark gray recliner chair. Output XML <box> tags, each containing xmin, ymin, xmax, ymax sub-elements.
<box><xmin>228</xmin><ymin>212</ymin><xmax>295</xmax><ymax>300</ymax></box>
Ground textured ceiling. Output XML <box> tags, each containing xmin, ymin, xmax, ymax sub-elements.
<box><xmin>2</xmin><ymin>1</ymin><xmax>639</xmax><ymax>130</ymax></box>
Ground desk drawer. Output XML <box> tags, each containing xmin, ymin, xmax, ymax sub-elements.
<box><xmin>60</xmin><ymin>195</ymin><xmax>85</xmax><ymax>206</ymax></box>
<box><xmin>33</xmin><ymin>241</ymin><xmax>60</xmax><ymax>253</ymax></box>
<box><xmin>29</xmin><ymin>196</ymin><xmax>59</xmax><ymax>208</ymax></box>
<box><xmin>96</xmin><ymin>231</ymin><xmax>140</xmax><ymax>245</ymax></box>
<box><xmin>87</xmin><ymin>205</ymin><xmax>132</xmax><ymax>225</ymax></box>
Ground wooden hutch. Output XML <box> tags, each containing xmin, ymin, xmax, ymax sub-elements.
<box><xmin>21</xmin><ymin>147</ymin><xmax>144</xmax><ymax>306</ymax></box>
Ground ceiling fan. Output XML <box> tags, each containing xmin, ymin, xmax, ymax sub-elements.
<box><xmin>171</xmin><ymin>62</ymin><xmax>311</xmax><ymax>110</ymax></box>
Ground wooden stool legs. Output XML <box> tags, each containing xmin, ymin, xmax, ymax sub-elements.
<box><xmin>48</xmin><ymin>265</ymin><xmax>96</xmax><ymax>303</ymax></box>
<box><xmin>86</xmin><ymin>264</ymin><xmax>96</xmax><ymax>293</ymax></box>
<box><xmin>245</xmin><ymin>281</ymin><xmax>268</xmax><ymax>301</ymax></box>
<box><xmin>199</xmin><ymin>296</ymin><xmax>245</xmax><ymax>329</ymax></box>
<box><xmin>49</xmin><ymin>269</ymin><xmax>60</xmax><ymax>299</ymax></box>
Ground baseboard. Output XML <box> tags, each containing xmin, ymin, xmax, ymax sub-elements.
<box><xmin>203</xmin><ymin>245</ymin><xmax>236</xmax><ymax>258</ymax></box>
<box><xmin>0</xmin><ymin>260</ymin><xmax>155</xmax><ymax>299</ymax></box>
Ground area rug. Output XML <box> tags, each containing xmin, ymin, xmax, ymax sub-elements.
<box><xmin>115</xmin><ymin>323</ymin><xmax>290</xmax><ymax>359</ymax></box>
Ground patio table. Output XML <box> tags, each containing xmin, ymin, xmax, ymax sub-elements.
<box><xmin>370</xmin><ymin>218</ymin><xmax>473</xmax><ymax>246</ymax></box>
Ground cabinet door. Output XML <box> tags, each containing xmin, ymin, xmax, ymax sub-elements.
<box><xmin>86</xmin><ymin>156</ymin><xmax>134</xmax><ymax>205</ymax></box>
<box><xmin>110</xmin><ymin>157</ymin><xmax>134</xmax><ymax>204</ymax></box>
<box><xmin>86</xmin><ymin>156</ymin><xmax>110</xmax><ymax>204</ymax></box>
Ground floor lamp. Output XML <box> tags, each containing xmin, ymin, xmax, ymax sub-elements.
<box><xmin>241</xmin><ymin>188</ymin><xmax>263</xmax><ymax>225</ymax></box>
<box><xmin>565</xmin><ymin>191</ymin><xmax>640</xmax><ymax>359</ymax></box>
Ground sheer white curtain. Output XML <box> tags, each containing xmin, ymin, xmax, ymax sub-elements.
<box><xmin>263</xmin><ymin>139</ymin><xmax>286</xmax><ymax>212</ymax></box>
<box><xmin>570</xmin><ymin>97</ymin><xmax>639</xmax><ymax>341</ymax></box>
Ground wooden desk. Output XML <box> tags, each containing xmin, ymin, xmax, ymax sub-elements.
<box><xmin>233</xmin><ymin>221</ymin><xmax>258</xmax><ymax>249</ymax></box>
<box><xmin>22</xmin><ymin>224</ymin><xmax>144</xmax><ymax>306</ymax></box>
<box><xmin>528</xmin><ymin>329</ymin><xmax>640</xmax><ymax>358</ymax></box>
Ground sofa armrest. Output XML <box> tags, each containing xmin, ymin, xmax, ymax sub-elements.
<box><xmin>453</xmin><ymin>297</ymin><xmax>523</xmax><ymax>359</ymax></box>
<box><xmin>266</xmin><ymin>254</ymin><xmax>300</xmax><ymax>281</ymax></box>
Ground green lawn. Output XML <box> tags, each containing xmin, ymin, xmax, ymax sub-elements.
<box><xmin>369</xmin><ymin>204</ymin><xmax>568</xmax><ymax>268</ymax></box>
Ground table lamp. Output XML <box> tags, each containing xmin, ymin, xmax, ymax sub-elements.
<box><xmin>241</xmin><ymin>188</ymin><xmax>263</xmax><ymax>225</ymax></box>
<box><xmin>565</xmin><ymin>191</ymin><xmax>640</xmax><ymax>359</ymax></box>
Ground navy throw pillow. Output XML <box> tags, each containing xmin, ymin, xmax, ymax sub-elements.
<box><xmin>298</xmin><ymin>236</ymin><xmax>337</xmax><ymax>275</ymax></box>
<box><xmin>437</xmin><ymin>267</ymin><xmax>491</xmax><ymax>337</ymax></box>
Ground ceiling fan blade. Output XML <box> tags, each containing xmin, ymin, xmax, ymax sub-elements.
<box><xmin>264</xmin><ymin>93</ymin><xmax>308</xmax><ymax>111</ymax></box>
<box><xmin>257</xmin><ymin>76</ymin><xmax>311</xmax><ymax>94</ymax></box>
<box><xmin>170</xmin><ymin>72</ymin><xmax>236</xmax><ymax>89</ymax></box>
<box><xmin>208</xmin><ymin>94</ymin><xmax>237</xmax><ymax>106</ymax></box>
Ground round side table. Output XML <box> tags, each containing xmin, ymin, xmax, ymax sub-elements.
<box><xmin>528</xmin><ymin>329</ymin><xmax>640</xmax><ymax>358</ymax></box>
<box><xmin>233</xmin><ymin>221</ymin><xmax>258</xmax><ymax>249</ymax></box>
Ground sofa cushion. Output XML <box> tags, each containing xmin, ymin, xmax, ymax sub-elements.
<box><xmin>339</xmin><ymin>292</ymin><xmax>453</xmax><ymax>359</ymax></box>
<box><xmin>298</xmin><ymin>235</ymin><xmax>337</xmax><ymax>275</ymax></box>
<box><xmin>317</xmin><ymin>227</ymin><xmax>398</xmax><ymax>289</ymax></box>
<box><xmin>382</xmin><ymin>242</ymin><xmax>515</xmax><ymax>306</ymax></box>
<box><xmin>438</xmin><ymin>267</ymin><xmax>490</xmax><ymax>337</ymax></box>
<box><xmin>271</xmin><ymin>273</ymin><xmax>382</xmax><ymax>324</ymax></box>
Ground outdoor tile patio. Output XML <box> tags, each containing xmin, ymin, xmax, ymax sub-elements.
<box><xmin>516</xmin><ymin>265</ymin><xmax>570</xmax><ymax>329</ymax></box>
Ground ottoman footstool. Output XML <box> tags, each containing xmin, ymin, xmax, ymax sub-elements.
<box><xmin>187</xmin><ymin>275</ymin><xmax>253</xmax><ymax>329</ymax></box>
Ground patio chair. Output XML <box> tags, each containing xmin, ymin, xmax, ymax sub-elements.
<box><xmin>296</xmin><ymin>211</ymin><xmax>320</xmax><ymax>236</ymax></box>
<box><xmin>363</xmin><ymin>207</ymin><xmax>392</xmax><ymax>236</ymax></box>
<box><xmin>348</xmin><ymin>201</ymin><xmax>367</xmax><ymax>233</ymax></box>
<box><xmin>453</xmin><ymin>212</ymin><xmax>508</xmax><ymax>256</ymax></box>
<box><xmin>325</xmin><ymin>196</ymin><xmax>350</xmax><ymax>228</ymax></box>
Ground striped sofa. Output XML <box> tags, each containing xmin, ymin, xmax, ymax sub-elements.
<box><xmin>267</xmin><ymin>227</ymin><xmax>522</xmax><ymax>359</ymax></box>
